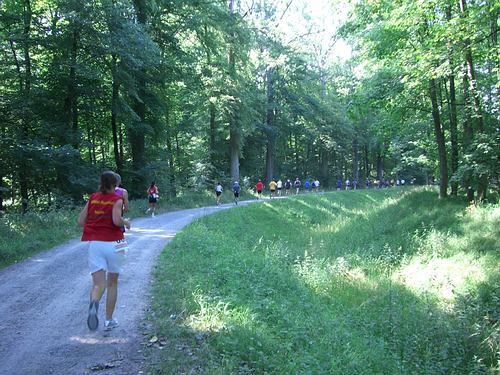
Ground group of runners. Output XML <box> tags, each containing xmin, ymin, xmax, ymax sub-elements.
<box><xmin>78</xmin><ymin>170</ymin><xmax>417</xmax><ymax>332</ymax></box>
<box><xmin>255</xmin><ymin>177</ymin><xmax>321</xmax><ymax>198</ymax></box>
<box><xmin>215</xmin><ymin>181</ymin><xmax>241</xmax><ymax>205</ymax></box>
<box><xmin>336</xmin><ymin>177</ymin><xmax>412</xmax><ymax>190</ymax></box>
<box><xmin>215</xmin><ymin>177</ymin><xmax>321</xmax><ymax>205</ymax></box>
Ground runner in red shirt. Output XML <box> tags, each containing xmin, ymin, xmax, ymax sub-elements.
<box><xmin>78</xmin><ymin>171</ymin><xmax>131</xmax><ymax>331</ymax></box>
<box><xmin>146</xmin><ymin>182</ymin><xmax>159</xmax><ymax>217</ymax></box>
<box><xmin>255</xmin><ymin>179</ymin><xmax>264</xmax><ymax>199</ymax></box>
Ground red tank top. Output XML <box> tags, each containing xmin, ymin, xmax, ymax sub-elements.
<box><xmin>81</xmin><ymin>192</ymin><xmax>124</xmax><ymax>241</ymax></box>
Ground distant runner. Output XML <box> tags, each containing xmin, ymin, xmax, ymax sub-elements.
<box><xmin>232</xmin><ymin>181</ymin><xmax>241</xmax><ymax>205</ymax></box>
<box><xmin>215</xmin><ymin>182</ymin><xmax>223</xmax><ymax>205</ymax></box>
<box><xmin>304</xmin><ymin>179</ymin><xmax>311</xmax><ymax>193</ymax></box>
<box><xmin>277</xmin><ymin>179</ymin><xmax>283</xmax><ymax>196</ymax></box>
<box><xmin>255</xmin><ymin>179</ymin><xmax>264</xmax><ymax>199</ymax></box>
<box><xmin>269</xmin><ymin>179</ymin><xmax>277</xmax><ymax>199</ymax></box>
<box><xmin>77</xmin><ymin>171</ymin><xmax>131</xmax><ymax>332</ymax></box>
<box><xmin>146</xmin><ymin>182</ymin><xmax>159</xmax><ymax>217</ymax></box>
<box><xmin>285</xmin><ymin>179</ymin><xmax>292</xmax><ymax>195</ymax></box>
<box><xmin>114</xmin><ymin>173</ymin><xmax>129</xmax><ymax>232</ymax></box>
<box><xmin>294</xmin><ymin>177</ymin><xmax>301</xmax><ymax>195</ymax></box>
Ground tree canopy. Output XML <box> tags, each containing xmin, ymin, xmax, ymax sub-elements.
<box><xmin>0</xmin><ymin>0</ymin><xmax>498</xmax><ymax>212</ymax></box>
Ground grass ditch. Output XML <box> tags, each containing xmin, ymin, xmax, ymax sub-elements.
<box><xmin>149</xmin><ymin>187</ymin><xmax>499</xmax><ymax>374</ymax></box>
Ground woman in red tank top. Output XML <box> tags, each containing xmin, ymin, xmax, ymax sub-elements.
<box><xmin>78</xmin><ymin>171</ymin><xmax>131</xmax><ymax>331</ymax></box>
<box><xmin>146</xmin><ymin>181</ymin><xmax>158</xmax><ymax>217</ymax></box>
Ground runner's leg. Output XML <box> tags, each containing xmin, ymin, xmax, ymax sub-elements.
<box><xmin>91</xmin><ymin>270</ymin><xmax>106</xmax><ymax>302</ymax></box>
<box><xmin>106</xmin><ymin>273</ymin><xmax>119</xmax><ymax>320</ymax></box>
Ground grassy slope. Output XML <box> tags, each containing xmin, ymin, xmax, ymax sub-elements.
<box><xmin>0</xmin><ymin>190</ymin><xmax>251</xmax><ymax>268</ymax></box>
<box><xmin>150</xmin><ymin>188</ymin><xmax>499</xmax><ymax>374</ymax></box>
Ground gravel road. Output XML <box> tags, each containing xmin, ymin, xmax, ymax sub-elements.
<box><xmin>0</xmin><ymin>202</ymin><xmax>251</xmax><ymax>375</ymax></box>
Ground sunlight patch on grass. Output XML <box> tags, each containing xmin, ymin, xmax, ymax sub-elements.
<box><xmin>393</xmin><ymin>253</ymin><xmax>488</xmax><ymax>308</ymax></box>
<box><xmin>292</xmin><ymin>253</ymin><xmax>373</xmax><ymax>297</ymax></box>
<box><xmin>188</xmin><ymin>291</ymin><xmax>255</xmax><ymax>334</ymax></box>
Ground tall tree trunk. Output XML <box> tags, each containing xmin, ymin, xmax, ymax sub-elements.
<box><xmin>111</xmin><ymin>54</ymin><xmax>122</xmax><ymax>175</ymax></box>
<box><xmin>376</xmin><ymin>149</ymin><xmax>383</xmax><ymax>180</ymax></box>
<box><xmin>119</xmin><ymin>123</ymin><xmax>124</xmax><ymax>162</ymax></box>
<box><xmin>165</xmin><ymin>111</ymin><xmax>176</xmax><ymax>198</ymax></box>
<box><xmin>265</xmin><ymin>67</ymin><xmax>275</xmax><ymax>183</ymax></box>
<box><xmin>19</xmin><ymin>0</ymin><xmax>32</xmax><ymax>213</ymax></box>
<box><xmin>352</xmin><ymin>136</ymin><xmax>359</xmax><ymax>181</ymax></box>
<box><xmin>228</xmin><ymin>0</ymin><xmax>240</xmax><ymax>182</ymax></box>
<box><xmin>294</xmin><ymin>132</ymin><xmax>299</xmax><ymax>175</ymax></box>
<box><xmin>448</xmin><ymin>78</ymin><xmax>459</xmax><ymax>196</ymax></box>
<box><xmin>445</xmin><ymin>5</ymin><xmax>458</xmax><ymax>195</ymax></box>
<box><xmin>130</xmin><ymin>0</ymin><xmax>148</xmax><ymax>193</ymax></box>
<box><xmin>429</xmin><ymin>78</ymin><xmax>448</xmax><ymax>199</ymax></box>
<box><xmin>364</xmin><ymin>144</ymin><xmax>370</xmax><ymax>180</ymax></box>
<box><xmin>320</xmin><ymin>148</ymin><xmax>329</xmax><ymax>187</ymax></box>
<box><xmin>460</xmin><ymin>1</ymin><xmax>484</xmax><ymax>133</ymax></box>
<box><xmin>65</xmin><ymin>29</ymin><xmax>79</xmax><ymax>149</ymax></box>
<box><xmin>204</xmin><ymin>24</ymin><xmax>218</xmax><ymax>175</ymax></box>
<box><xmin>0</xmin><ymin>173</ymin><xmax>4</xmax><ymax>212</ymax></box>
<box><xmin>209</xmin><ymin>102</ymin><xmax>216</xmax><ymax>168</ymax></box>
<box><xmin>460</xmin><ymin>0</ymin><xmax>487</xmax><ymax>201</ymax></box>
<box><xmin>461</xmin><ymin>64</ymin><xmax>474</xmax><ymax>148</ymax></box>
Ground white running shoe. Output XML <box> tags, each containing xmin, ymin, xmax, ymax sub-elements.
<box><xmin>104</xmin><ymin>319</ymin><xmax>119</xmax><ymax>331</ymax></box>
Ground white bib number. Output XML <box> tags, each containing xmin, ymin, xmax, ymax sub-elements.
<box><xmin>114</xmin><ymin>239</ymin><xmax>129</xmax><ymax>253</ymax></box>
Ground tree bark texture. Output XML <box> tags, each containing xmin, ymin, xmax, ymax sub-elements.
<box><xmin>130</xmin><ymin>0</ymin><xmax>148</xmax><ymax>194</ymax></box>
<box><xmin>19</xmin><ymin>0</ymin><xmax>32</xmax><ymax>213</ymax></box>
<box><xmin>320</xmin><ymin>148</ymin><xmax>329</xmax><ymax>187</ymax></box>
<box><xmin>63</xmin><ymin>29</ymin><xmax>79</xmax><ymax>149</ymax></box>
<box><xmin>428</xmin><ymin>78</ymin><xmax>448</xmax><ymax>199</ymax></box>
<box><xmin>265</xmin><ymin>67</ymin><xmax>276</xmax><ymax>183</ymax></box>
<box><xmin>364</xmin><ymin>144</ymin><xmax>370</xmax><ymax>180</ymax></box>
<box><xmin>446</xmin><ymin>5</ymin><xmax>459</xmax><ymax>195</ymax></box>
<box><xmin>228</xmin><ymin>0</ymin><xmax>240</xmax><ymax>183</ymax></box>
<box><xmin>111</xmin><ymin>54</ymin><xmax>122</xmax><ymax>175</ymax></box>
<box><xmin>209</xmin><ymin>102</ymin><xmax>216</xmax><ymax>169</ymax></box>
<box><xmin>376</xmin><ymin>150</ymin><xmax>383</xmax><ymax>180</ymax></box>
<box><xmin>352</xmin><ymin>136</ymin><xmax>359</xmax><ymax>181</ymax></box>
<box><xmin>165</xmin><ymin>112</ymin><xmax>176</xmax><ymax>198</ymax></box>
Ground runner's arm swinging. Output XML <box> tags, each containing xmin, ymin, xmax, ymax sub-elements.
<box><xmin>113</xmin><ymin>200</ymin><xmax>131</xmax><ymax>229</ymax></box>
<box><xmin>77</xmin><ymin>202</ymin><xmax>89</xmax><ymax>227</ymax></box>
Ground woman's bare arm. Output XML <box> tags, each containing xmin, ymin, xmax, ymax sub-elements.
<box><xmin>122</xmin><ymin>189</ymin><xmax>129</xmax><ymax>212</ymax></box>
<box><xmin>77</xmin><ymin>202</ymin><xmax>89</xmax><ymax>227</ymax></box>
<box><xmin>112</xmin><ymin>200</ymin><xmax>130</xmax><ymax>229</ymax></box>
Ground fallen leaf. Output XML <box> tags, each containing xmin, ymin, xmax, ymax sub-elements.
<box><xmin>149</xmin><ymin>336</ymin><xmax>158</xmax><ymax>343</ymax></box>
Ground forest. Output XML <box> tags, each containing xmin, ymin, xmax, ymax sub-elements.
<box><xmin>0</xmin><ymin>0</ymin><xmax>498</xmax><ymax>212</ymax></box>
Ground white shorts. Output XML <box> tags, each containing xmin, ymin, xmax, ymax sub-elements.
<box><xmin>87</xmin><ymin>240</ymin><xmax>127</xmax><ymax>274</ymax></box>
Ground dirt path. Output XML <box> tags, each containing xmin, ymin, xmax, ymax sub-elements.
<box><xmin>0</xmin><ymin>202</ymin><xmax>252</xmax><ymax>375</ymax></box>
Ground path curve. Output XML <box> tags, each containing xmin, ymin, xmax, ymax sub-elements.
<box><xmin>0</xmin><ymin>202</ymin><xmax>253</xmax><ymax>375</ymax></box>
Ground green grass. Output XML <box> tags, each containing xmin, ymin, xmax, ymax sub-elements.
<box><xmin>0</xmin><ymin>189</ymin><xmax>253</xmax><ymax>268</ymax></box>
<box><xmin>149</xmin><ymin>187</ymin><xmax>499</xmax><ymax>374</ymax></box>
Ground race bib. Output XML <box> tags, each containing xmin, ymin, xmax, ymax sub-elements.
<box><xmin>114</xmin><ymin>239</ymin><xmax>129</xmax><ymax>253</ymax></box>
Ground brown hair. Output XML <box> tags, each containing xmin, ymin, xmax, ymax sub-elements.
<box><xmin>100</xmin><ymin>171</ymin><xmax>118</xmax><ymax>193</ymax></box>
